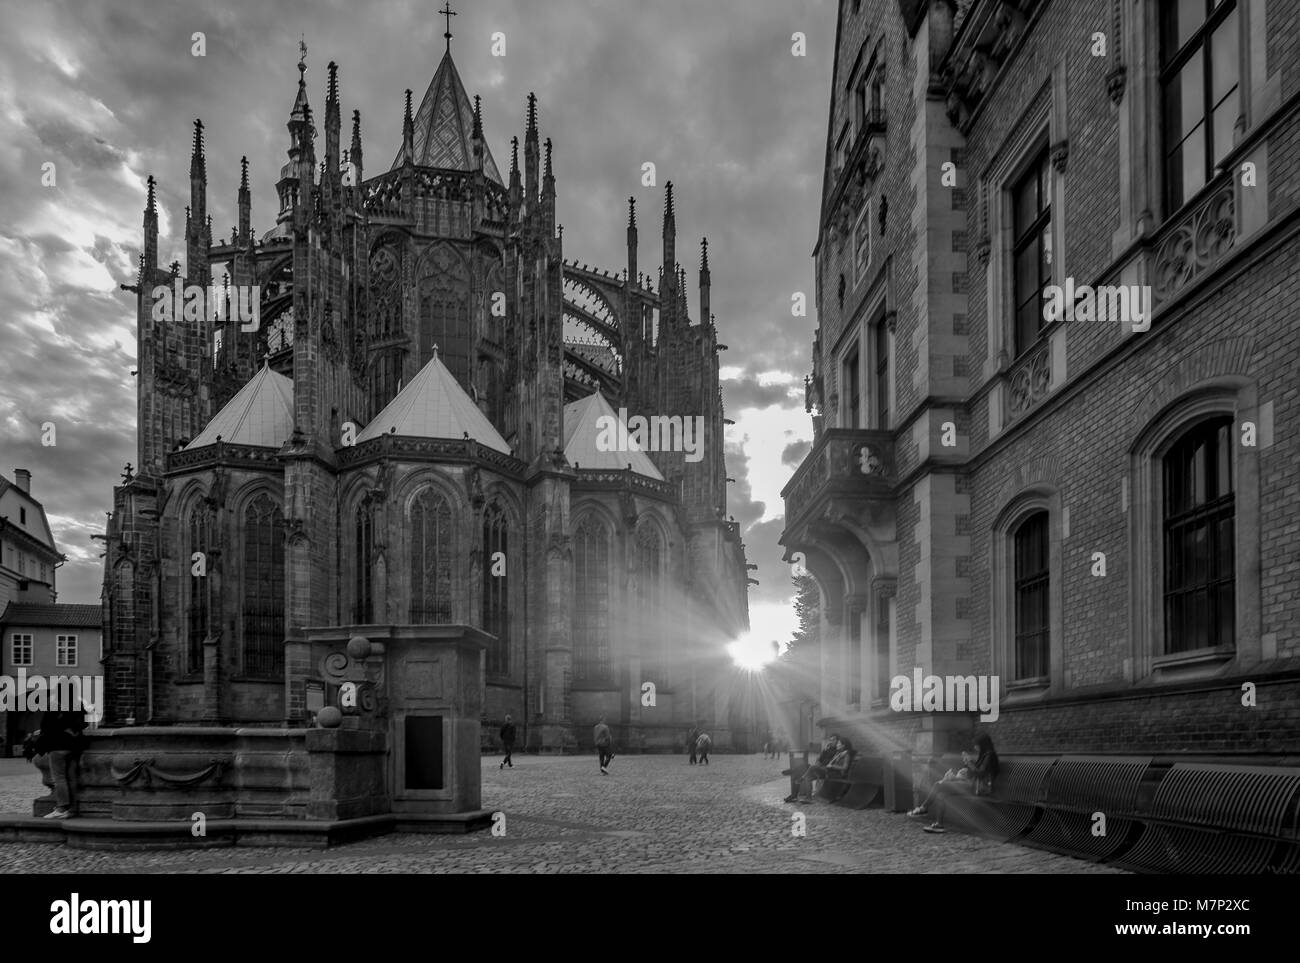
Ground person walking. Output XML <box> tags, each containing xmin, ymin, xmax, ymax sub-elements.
<box><xmin>594</xmin><ymin>715</ymin><xmax>614</xmax><ymax>774</ymax></box>
<box><xmin>687</xmin><ymin>723</ymin><xmax>700</xmax><ymax>765</ymax></box>
<box><xmin>695</xmin><ymin>731</ymin><xmax>712</xmax><ymax>765</ymax></box>
<box><xmin>499</xmin><ymin>714</ymin><xmax>516</xmax><ymax>770</ymax></box>
<box><xmin>35</xmin><ymin>708</ymin><xmax>87</xmax><ymax>819</ymax></box>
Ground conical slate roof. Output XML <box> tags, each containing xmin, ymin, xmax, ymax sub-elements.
<box><xmin>356</xmin><ymin>350</ymin><xmax>510</xmax><ymax>453</ymax></box>
<box><xmin>393</xmin><ymin>50</ymin><xmax>502</xmax><ymax>183</ymax></box>
<box><xmin>562</xmin><ymin>392</ymin><xmax>664</xmax><ymax>479</ymax></box>
<box><xmin>187</xmin><ymin>364</ymin><xmax>294</xmax><ymax>449</ymax></box>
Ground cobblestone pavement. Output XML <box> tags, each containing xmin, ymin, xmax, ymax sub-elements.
<box><xmin>0</xmin><ymin>754</ymin><xmax>1123</xmax><ymax>873</ymax></box>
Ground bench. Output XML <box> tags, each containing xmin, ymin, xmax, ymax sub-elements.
<box><xmin>782</xmin><ymin>749</ymin><xmax>812</xmax><ymax>799</ymax></box>
<box><xmin>933</xmin><ymin>755</ymin><xmax>1056</xmax><ymax>842</ymax></box>
<box><xmin>1111</xmin><ymin>762</ymin><xmax>1300</xmax><ymax>874</ymax></box>
<box><xmin>1024</xmin><ymin>755</ymin><xmax>1153</xmax><ymax>862</ymax></box>
<box><xmin>823</xmin><ymin>756</ymin><xmax>885</xmax><ymax>809</ymax></box>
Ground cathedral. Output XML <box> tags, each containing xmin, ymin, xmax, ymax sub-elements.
<box><xmin>101</xmin><ymin>30</ymin><xmax>751</xmax><ymax>753</ymax></box>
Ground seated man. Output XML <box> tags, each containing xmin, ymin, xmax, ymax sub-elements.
<box><xmin>785</xmin><ymin>735</ymin><xmax>849</xmax><ymax>803</ymax></box>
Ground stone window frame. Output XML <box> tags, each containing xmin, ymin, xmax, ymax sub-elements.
<box><xmin>1128</xmin><ymin>382</ymin><xmax>1261</xmax><ymax>682</ymax></box>
<box><xmin>981</xmin><ymin>66</ymin><xmax>1069</xmax><ymax>387</ymax></box>
<box><xmin>1116</xmin><ymin>0</ymin><xmax>1275</xmax><ymax>250</ymax></box>
<box><xmin>990</xmin><ymin>487</ymin><xmax>1065</xmax><ymax>700</ymax></box>
<box><xmin>178</xmin><ymin>489</ymin><xmax>212</xmax><ymax>678</ymax></box>
<box><xmin>853</xmin><ymin>197</ymin><xmax>872</xmax><ymax>289</ymax></box>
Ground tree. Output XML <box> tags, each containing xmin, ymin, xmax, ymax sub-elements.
<box><xmin>786</xmin><ymin>573</ymin><xmax>820</xmax><ymax>656</ymax></box>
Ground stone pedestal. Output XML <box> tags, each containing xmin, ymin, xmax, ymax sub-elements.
<box><xmin>303</xmin><ymin>624</ymin><xmax>490</xmax><ymax>818</ymax></box>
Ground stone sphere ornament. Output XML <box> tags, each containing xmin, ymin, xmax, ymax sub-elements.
<box><xmin>346</xmin><ymin>635</ymin><xmax>372</xmax><ymax>660</ymax></box>
<box><xmin>317</xmin><ymin>706</ymin><xmax>342</xmax><ymax>728</ymax></box>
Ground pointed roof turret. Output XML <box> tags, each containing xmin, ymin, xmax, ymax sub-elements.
<box><xmin>186</xmin><ymin>364</ymin><xmax>294</xmax><ymax>449</ymax></box>
<box><xmin>391</xmin><ymin>50</ymin><xmax>502</xmax><ymax>182</ymax></box>
<box><xmin>355</xmin><ymin>350</ymin><xmax>511</xmax><ymax>452</ymax></box>
<box><xmin>562</xmin><ymin>392</ymin><xmax>665</xmax><ymax>480</ymax></box>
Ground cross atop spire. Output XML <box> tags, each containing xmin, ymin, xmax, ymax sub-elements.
<box><xmin>298</xmin><ymin>33</ymin><xmax>307</xmax><ymax>77</ymax></box>
<box><xmin>440</xmin><ymin>2</ymin><xmax>456</xmax><ymax>53</ymax></box>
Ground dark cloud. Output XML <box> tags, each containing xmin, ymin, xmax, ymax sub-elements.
<box><xmin>781</xmin><ymin>439</ymin><xmax>811</xmax><ymax>466</ymax></box>
<box><xmin>26</xmin><ymin>116</ymin><xmax>128</xmax><ymax>170</ymax></box>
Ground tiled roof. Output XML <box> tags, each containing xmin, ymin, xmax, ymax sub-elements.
<box><xmin>0</xmin><ymin>603</ymin><xmax>101</xmax><ymax>628</ymax></box>
<box><xmin>187</xmin><ymin>364</ymin><xmax>294</xmax><ymax>449</ymax></box>
<box><xmin>562</xmin><ymin>391</ymin><xmax>664</xmax><ymax>479</ymax></box>
<box><xmin>393</xmin><ymin>50</ymin><xmax>502</xmax><ymax>184</ymax></box>
<box><xmin>356</xmin><ymin>349</ymin><xmax>511</xmax><ymax>453</ymax></box>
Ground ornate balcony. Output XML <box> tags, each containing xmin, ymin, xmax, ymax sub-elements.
<box><xmin>781</xmin><ymin>428</ymin><xmax>895</xmax><ymax>532</ymax></box>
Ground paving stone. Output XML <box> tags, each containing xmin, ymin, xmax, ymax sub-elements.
<box><xmin>0</xmin><ymin>754</ymin><xmax>1122</xmax><ymax>873</ymax></box>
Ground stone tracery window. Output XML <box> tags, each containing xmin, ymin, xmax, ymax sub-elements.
<box><xmin>574</xmin><ymin>514</ymin><xmax>611</xmax><ymax>682</ymax></box>
<box><xmin>186</xmin><ymin>503</ymin><xmax>211</xmax><ymax>674</ymax></box>
<box><xmin>409</xmin><ymin>488</ymin><xmax>454</xmax><ymax>624</ymax></box>
<box><xmin>355</xmin><ymin>501</ymin><xmax>374</xmax><ymax>624</ymax></box>
<box><xmin>482</xmin><ymin>501</ymin><xmax>510</xmax><ymax>676</ymax></box>
<box><xmin>241</xmin><ymin>492</ymin><xmax>284</xmax><ymax>678</ymax></box>
<box><xmin>636</xmin><ymin>521</ymin><xmax>665</xmax><ymax>683</ymax></box>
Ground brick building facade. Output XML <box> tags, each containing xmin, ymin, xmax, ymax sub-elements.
<box><xmin>782</xmin><ymin>0</ymin><xmax>1299</xmax><ymax>762</ymax></box>
<box><xmin>101</xmin><ymin>37</ymin><xmax>750</xmax><ymax>751</ymax></box>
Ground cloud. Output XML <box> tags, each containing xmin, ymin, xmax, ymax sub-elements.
<box><xmin>0</xmin><ymin>0</ymin><xmax>833</xmax><ymax>609</ymax></box>
<box><xmin>781</xmin><ymin>439</ymin><xmax>811</xmax><ymax>466</ymax></box>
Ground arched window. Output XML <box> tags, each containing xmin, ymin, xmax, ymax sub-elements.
<box><xmin>354</xmin><ymin>501</ymin><xmax>374</xmax><ymax>623</ymax></box>
<box><xmin>482</xmin><ymin>502</ymin><xmax>509</xmax><ymax>675</ymax></box>
<box><xmin>419</xmin><ymin>246</ymin><xmax>471</xmax><ymax>386</ymax></box>
<box><xmin>241</xmin><ymin>492</ymin><xmax>284</xmax><ymax>678</ymax></box>
<box><xmin>1013</xmin><ymin>510</ymin><xmax>1050</xmax><ymax>680</ymax></box>
<box><xmin>636</xmin><ymin>522</ymin><xmax>665</xmax><ymax>681</ymax></box>
<box><xmin>410</xmin><ymin>488</ymin><xmax>454</xmax><ymax>623</ymax></box>
<box><xmin>1162</xmin><ymin>416</ymin><xmax>1235</xmax><ymax>653</ymax></box>
<box><xmin>186</xmin><ymin>505</ymin><xmax>211</xmax><ymax>674</ymax></box>
<box><xmin>574</xmin><ymin>514</ymin><xmax>611</xmax><ymax>682</ymax></box>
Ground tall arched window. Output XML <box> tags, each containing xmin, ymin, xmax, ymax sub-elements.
<box><xmin>574</xmin><ymin>514</ymin><xmax>611</xmax><ymax>682</ymax></box>
<box><xmin>410</xmin><ymin>488</ymin><xmax>454</xmax><ymax>623</ymax></box>
<box><xmin>354</xmin><ymin>501</ymin><xmax>374</xmax><ymax>623</ymax></box>
<box><xmin>482</xmin><ymin>502</ymin><xmax>509</xmax><ymax>675</ymax></box>
<box><xmin>1013</xmin><ymin>510</ymin><xmax>1050</xmax><ymax>680</ymax></box>
<box><xmin>241</xmin><ymin>492</ymin><xmax>284</xmax><ymax>678</ymax></box>
<box><xmin>1162</xmin><ymin>416</ymin><xmax>1235</xmax><ymax>653</ymax></box>
<box><xmin>636</xmin><ymin>522</ymin><xmax>665</xmax><ymax>681</ymax></box>
<box><xmin>419</xmin><ymin>246</ymin><xmax>470</xmax><ymax>386</ymax></box>
<box><xmin>186</xmin><ymin>505</ymin><xmax>211</xmax><ymax>674</ymax></box>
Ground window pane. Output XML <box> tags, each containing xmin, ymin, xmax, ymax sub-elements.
<box><xmin>1178</xmin><ymin>52</ymin><xmax>1205</xmax><ymax>140</ymax></box>
<box><xmin>1180</xmin><ymin>125</ymin><xmax>1207</xmax><ymax>201</ymax></box>
<box><xmin>1039</xmin><ymin>225</ymin><xmax>1053</xmax><ymax>288</ymax></box>
<box><xmin>1013</xmin><ymin>176</ymin><xmax>1037</xmax><ymax>236</ymax></box>
<box><xmin>1211</xmin><ymin>8</ymin><xmax>1239</xmax><ymax>104</ymax></box>
<box><xmin>1212</xmin><ymin>94</ymin><xmax>1238</xmax><ymax>166</ymax></box>
<box><xmin>1015</xmin><ymin>243</ymin><xmax>1039</xmax><ymax>305</ymax></box>
<box><xmin>1173</xmin><ymin>0</ymin><xmax>1208</xmax><ymax>52</ymax></box>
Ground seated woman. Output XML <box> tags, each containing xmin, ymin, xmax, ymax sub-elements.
<box><xmin>907</xmin><ymin>731</ymin><xmax>998</xmax><ymax>834</ymax></box>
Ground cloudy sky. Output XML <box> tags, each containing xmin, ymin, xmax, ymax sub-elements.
<box><xmin>0</xmin><ymin>0</ymin><xmax>834</xmax><ymax>645</ymax></box>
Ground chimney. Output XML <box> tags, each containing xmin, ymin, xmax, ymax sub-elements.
<box><xmin>14</xmin><ymin>469</ymin><xmax>31</xmax><ymax>493</ymax></box>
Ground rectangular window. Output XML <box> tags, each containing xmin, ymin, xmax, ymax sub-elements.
<box><xmin>57</xmin><ymin>634</ymin><xmax>77</xmax><ymax>667</ymax></box>
<box><xmin>875</xmin><ymin>321</ymin><xmax>890</xmax><ymax>429</ymax></box>
<box><xmin>19</xmin><ymin>507</ymin><xmax>26</xmax><ymax>525</ymax></box>
<box><xmin>854</xmin><ymin>79</ymin><xmax>866</xmax><ymax>135</ymax></box>
<box><xmin>1012</xmin><ymin>148</ymin><xmax>1052</xmax><ymax>355</ymax></box>
<box><xmin>1161</xmin><ymin>1</ymin><xmax>1239</xmax><ymax>212</ymax></box>
<box><xmin>11</xmin><ymin>633</ymin><xmax>33</xmax><ymax>667</ymax></box>
<box><xmin>1013</xmin><ymin>512</ymin><xmax>1050</xmax><ymax>680</ymax></box>
<box><xmin>1163</xmin><ymin>417</ymin><xmax>1235</xmax><ymax>653</ymax></box>
<box><xmin>844</xmin><ymin>349</ymin><xmax>861</xmax><ymax>428</ymax></box>
<box><xmin>854</xmin><ymin>201</ymin><xmax>872</xmax><ymax>284</ymax></box>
